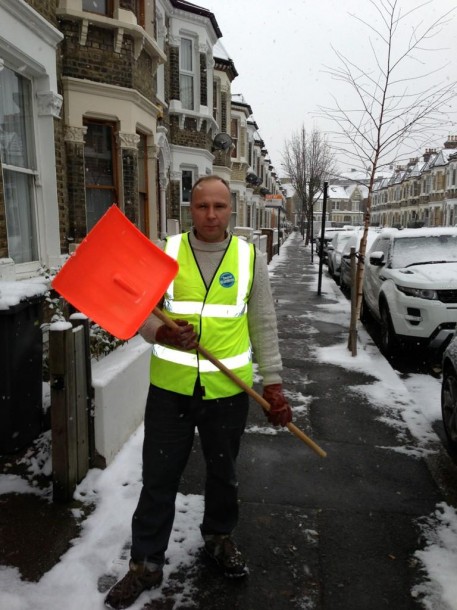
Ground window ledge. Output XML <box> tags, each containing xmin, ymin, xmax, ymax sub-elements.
<box><xmin>56</xmin><ymin>7</ymin><xmax>166</xmax><ymax>62</ymax></box>
<box><xmin>168</xmin><ymin>100</ymin><xmax>217</xmax><ymax>132</ymax></box>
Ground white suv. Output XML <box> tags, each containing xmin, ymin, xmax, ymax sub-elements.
<box><xmin>362</xmin><ymin>227</ymin><xmax>457</xmax><ymax>356</ymax></box>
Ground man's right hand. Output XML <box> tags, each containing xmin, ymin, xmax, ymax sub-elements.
<box><xmin>155</xmin><ymin>319</ymin><xmax>198</xmax><ymax>350</ymax></box>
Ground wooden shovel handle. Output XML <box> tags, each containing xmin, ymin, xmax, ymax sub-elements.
<box><xmin>152</xmin><ymin>308</ymin><xmax>327</xmax><ymax>458</ymax></box>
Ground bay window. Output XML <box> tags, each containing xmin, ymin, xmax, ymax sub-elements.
<box><xmin>0</xmin><ymin>66</ymin><xmax>38</xmax><ymax>264</ymax></box>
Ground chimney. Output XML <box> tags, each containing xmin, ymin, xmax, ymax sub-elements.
<box><xmin>423</xmin><ymin>148</ymin><xmax>437</xmax><ymax>162</ymax></box>
<box><xmin>444</xmin><ymin>135</ymin><xmax>457</xmax><ymax>149</ymax></box>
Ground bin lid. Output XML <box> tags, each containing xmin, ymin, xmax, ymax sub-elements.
<box><xmin>52</xmin><ymin>205</ymin><xmax>178</xmax><ymax>340</ymax></box>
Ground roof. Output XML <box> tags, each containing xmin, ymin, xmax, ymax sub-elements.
<box><xmin>170</xmin><ymin>0</ymin><xmax>222</xmax><ymax>37</ymax></box>
<box><xmin>213</xmin><ymin>40</ymin><xmax>238</xmax><ymax>80</ymax></box>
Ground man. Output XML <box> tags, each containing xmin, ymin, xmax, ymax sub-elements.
<box><xmin>105</xmin><ymin>175</ymin><xmax>292</xmax><ymax>609</ymax></box>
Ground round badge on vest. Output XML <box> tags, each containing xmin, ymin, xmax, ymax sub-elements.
<box><xmin>219</xmin><ymin>272</ymin><xmax>236</xmax><ymax>288</ymax></box>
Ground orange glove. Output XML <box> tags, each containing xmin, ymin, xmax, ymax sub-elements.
<box><xmin>155</xmin><ymin>319</ymin><xmax>198</xmax><ymax>350</ymax></box>
<box><xmin>262</xmin><ymin>384</ymin><xmax>292</xmax><ymax>427</ymax></box>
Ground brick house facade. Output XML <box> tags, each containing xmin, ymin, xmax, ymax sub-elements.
<box><xmin>0</xmin><ymin>0</ymin><xmax>286</xmax><ymax>280</ymax></box>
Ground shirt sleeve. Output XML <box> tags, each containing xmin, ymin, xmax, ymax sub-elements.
<box><xmin>248</xmin><ymin>248</ymin><xmax>283</xmax><ymax>386</ymax></box>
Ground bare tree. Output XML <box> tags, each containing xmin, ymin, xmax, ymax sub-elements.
<box><xmin>319</xmin><ymin>0</ymin><xmax>456</xmax><ymax>352</ymax></box>
<box><xmin>282</xmin><ymin>126</ymin><xmax>335</xmax><ymax>242</ymax></box>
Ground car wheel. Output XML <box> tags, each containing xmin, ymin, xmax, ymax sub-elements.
<box><xmin>340</xmin><ymin>276</ymin><xmax>350</xmax><ymax>295</ymax></box>
<box><xmin>442</xmin><ymin>367</ymin><xmax>457</xmax><ymax>450</ymax></box>
<box><xmin>380</xmin><ymin>303</ymin><xmax>398</xmax><ymax>357</ymax></box>
<box><xmin>360</xmin><ymin>294</ymin><xmax>371</xmax><ymax>325</ymax></box>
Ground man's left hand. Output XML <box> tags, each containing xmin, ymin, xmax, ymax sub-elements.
<box><xmin>262</xmin><ymin>384</ymin><xmax>292</xmax><ymax>427</ymax></box>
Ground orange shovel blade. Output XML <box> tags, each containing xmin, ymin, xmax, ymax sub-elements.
<box><xmin>52</xmin><ymin>205</ymin><xmax>178</xmax><ymax>340</ymax></box>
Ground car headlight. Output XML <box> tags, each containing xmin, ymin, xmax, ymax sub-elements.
<box><xmin>396</xmin><ymin>285</ymin><xmax>438</xmax><ymax>300</ymax></box>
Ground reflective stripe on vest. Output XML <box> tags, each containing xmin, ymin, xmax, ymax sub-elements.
<box><xmin>152</xmin><ymin>344</ymin><xmax>252</xmax><ymax>372</ymax></box>
<box><xmin>150</xmin><ymin>233</ymin><xmax>255</xmax><ymax>399</ymax></box>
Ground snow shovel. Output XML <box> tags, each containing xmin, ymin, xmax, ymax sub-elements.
<box><xmin>52</xmin><ymin>205</ymin><xmax>179</xmax><ymax>340</ymax></box>
<box><xmin>52</xmin><ymin>206</ymin><xmax>326</xmax><ymax>457</ymax></box>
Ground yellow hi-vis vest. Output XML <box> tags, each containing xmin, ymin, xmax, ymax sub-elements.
<box><xmin>150</xmin><ymin>232</ymin><xmax>255</xmax><ymax>399</ymax></box>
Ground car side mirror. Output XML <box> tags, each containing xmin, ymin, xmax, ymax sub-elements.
<box><xmin>369</xmin><ymin>251</ymin><xmax>385</xmax><ymax>266</ymax></box>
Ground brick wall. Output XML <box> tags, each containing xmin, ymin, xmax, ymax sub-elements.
<box><xmin>169</xmin><ymin>117</ymin><xmax>212</xmax><ymax>149</ymax></box>
<box><xmin>169</xmin><ymin>46</ymin><xmax>180</xmax><ymax>101</ymax></box>
<box><xmin>65</xmin><ymin>140</ymin><xmax>87</xmax><ymax>241</ymax></box>
<box><xmin>60</xmin><ymin>21</ymin><xmax>153</xmax><ymax>99</ymax></box>
<box><xmin>221</xmin><ymin>92</ymin><xmax>227</xmax><ymax>133</ymax></box>
<box><xmin>54</xmin><ymin>120</ymin><xmax>70</xmax><ymax>253</ymax></box>
<box><xmin>170</xmin><ymin>181</ymin><xmax>181</xmax><ymax>220</ymax></box>
<box><xmin>25</xmin><ymin>0</ymin><xmax>59</xmax><ymax>27</ymax></box>
<box><xmin>213</xmin><ymin>150</ymin><xmax>231</xmax><ymax>170</ymax></box>
<box><xmin>122</xmin><ymin>148</ymin><xmax>139</xmax><ymax>224</ymax></box>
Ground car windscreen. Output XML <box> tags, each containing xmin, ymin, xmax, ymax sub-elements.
<box><xmin>337</xmin><ymin>233</ymin><xmax>354</xmax><ymax>251</ymax></box>
<box><xmin>391</xmin><ymin>234</ymin><xmax>457</xmax><ymax>268</ymax></box>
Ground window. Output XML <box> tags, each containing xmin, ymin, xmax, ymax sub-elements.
<box><xmin>82</xmin><ymin>0</ymin><xmax>113</xmax><ymax>16</ymax></box>
<box><xmin>230</xmin><ymin>118</ymin><xmax>238</xmax><ymax>158</ymax></box>
<box><xmin>230</xmin><ymin>192</ymin><xmax>237</xmax><ymax>230</ymax></box>
<box><xmin>0</xmin><ymin>66</ymin><xmax>37</xmax><ymax>263</ymax></box>
<box><xmin>180</xmin><ymin>169</ymin><xmax>194</xmax><ymax>232</ymax></box>
<box><xmin>137</xmin><ymin>132</ymin><xmax>148</xmax><ymax>235</ymax></box>
<box><xmin>84</xmin><ymin>121</ymin><xmax>118</xmax><ymax>231</ymax></box>
<box><xmin>180</xmin><ymin>38</ymin><xmax>194</xmax><ymax>110</ymax></box>
<box><xmin>181</xmin><ymin>169</ymin><xmax>193</xmax><ymax>203</ymax></box>
<box><xmin>135</xmin><ymin>0</ymin><xmax>145</xmax><ymax>27</ymax></box>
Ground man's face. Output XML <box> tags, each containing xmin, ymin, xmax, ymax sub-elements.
<box><xmin>190</xmin><ymin>179</ymin><xmax>232</xmax><ymax>243</ymax></box>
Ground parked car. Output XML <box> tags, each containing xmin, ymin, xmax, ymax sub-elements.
<box><xmin>339</xmin><ymin>229</ymin><xmax>379</xmax><ymax>294</ymax></box>
<box><xmin>441</xmin><ymin>333</ymin><xmax>457</xmax><ymax>451</ymax></box>
<box><xmin>362</xmin><ymin>227</ymin><xmax>457</xmax><ymax>356</ymax></box>
<box><xmin>327</xmin><ymin>230</ymin><xmax>356</xmax><ymax>283</ymax></box>
<box><xmin>315</xmin><ymin>227</ymin><xmax>343</xmax><ymax>263</ymax></box>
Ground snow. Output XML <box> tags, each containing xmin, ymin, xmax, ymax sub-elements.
<box><xmin>1</xmin><ymin>238</ymin><xmax>457</xmax><ymax>609</ymax></box>
<box><xmin>0</xmin><ymin>279</ymin><xmax>48</xmax><ymax>310</ymax></box>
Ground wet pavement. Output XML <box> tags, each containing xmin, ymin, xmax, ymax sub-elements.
<box><xmin>2</xmin><ymin>231</ymin><xmax>457</xmax><ymax>609</ymax></box>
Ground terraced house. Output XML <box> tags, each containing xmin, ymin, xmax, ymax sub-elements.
<box><xmin>371</xmin><ymin>136</ymin><xmax>457</xmax><ymax>228</ymax></box>
<box><xmin>0</xmin><ymin>0</ymin><xmax>287</xmax><ymax>283</ymax></box>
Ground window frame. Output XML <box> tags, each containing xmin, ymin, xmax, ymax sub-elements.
<box><xmin>180</xmin><ymin>37</ymin><xmax>195</xmax><ymax>111</ymax></box>
<box><xmin>137</xmin><ymin>131</ymin><xmax>149</xmax><ymax>235</ymax></box>
<box><xmin>0</xmin><ymin>65</ymin><xmax>39</xmax><ymax>264</ymax></box>
<box><xmin>83</xmin><ymin>119</ymin><xmax>119</xmax><ymax>232</ymax></box>
<box><xmin>230</xmin><ymin>118</ymin><xmax>239</xmax><ymax>158</ymax></box>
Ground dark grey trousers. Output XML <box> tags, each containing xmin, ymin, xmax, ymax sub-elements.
<box><xmin>131</xmin><ymin>383</ymin><xmax>249</xmax><ymax>565</ymax></box>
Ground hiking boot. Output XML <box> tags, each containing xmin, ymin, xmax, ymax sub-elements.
<box><xmin>104</xmin><ymin>560</ymin><xmax>163</xmax><ymax>609</ymax></box>
<box><xmin>204</xmin><ymin>534</ymin><xmax>249</xmax><ymax>578</ymax></box>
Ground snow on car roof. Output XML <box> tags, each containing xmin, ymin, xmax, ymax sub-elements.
<box><xmin>377</xmin><ymin>227</ymin><xmax>457</xmax><ymax>239</ymax></box>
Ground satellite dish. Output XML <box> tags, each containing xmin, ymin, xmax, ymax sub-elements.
<box><xmin>246</xmin><ymin>172</ymin><xmax>259</xmax><ymax>185</ymax></box>
<box><xmin>212</xmin><ymin>133</ymin><xmax>233</xmax><ymax>151</ymax></box>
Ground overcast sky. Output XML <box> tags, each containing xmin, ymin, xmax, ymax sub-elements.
<box><xmin>201</xmin><ymin>0</ymin><xmax>457</xmax><ymax>174</ymax></box>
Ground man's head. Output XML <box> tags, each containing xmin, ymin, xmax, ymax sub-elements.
<box><xmin>190</xmin><ymin>176</ymin><xmax>232</xmax><ymax>243</ymax></box>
